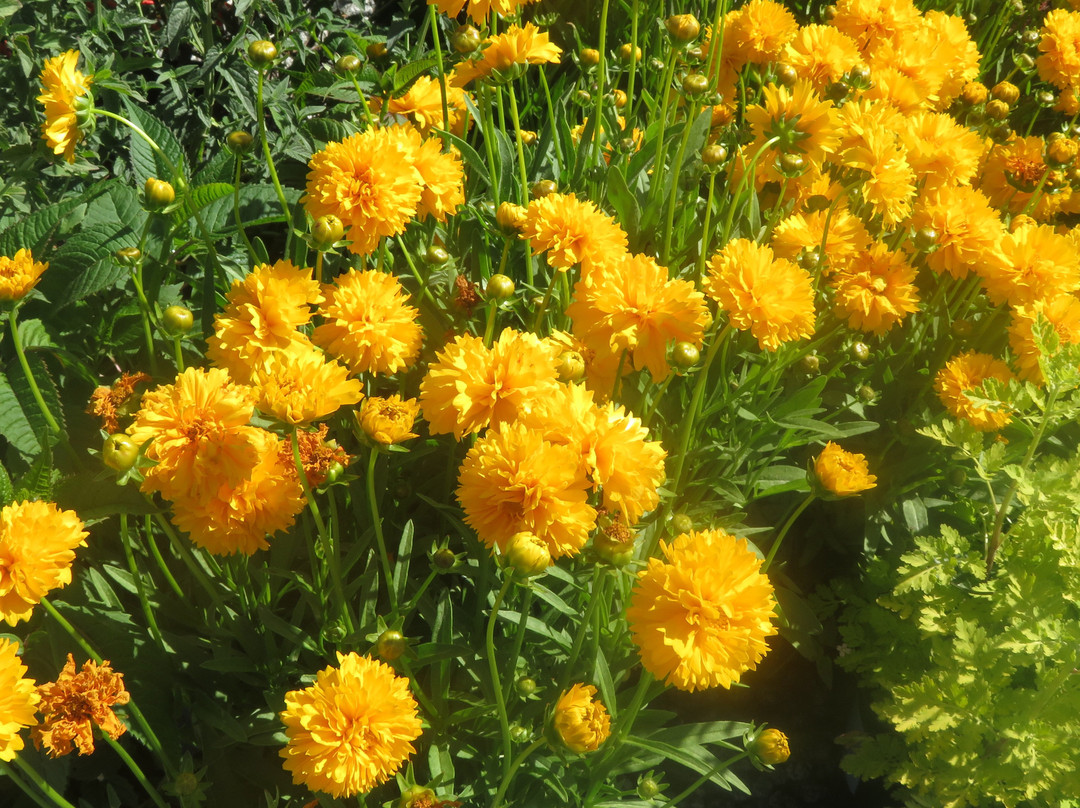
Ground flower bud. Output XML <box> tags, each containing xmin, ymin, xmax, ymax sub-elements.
<box><xmin>519</xmin><ymin>129</ymin><xmax>538</xmax><ymax>145</ymax></box>
<box><xmin>102</xmin><ymin>434</ymin><xmax>139</xmax><ymax>472</ymax></box>
<box><xmin>670</xmin><ymin>341</ymin><xmax>700</xmax><ymax>368</ymax></box>
<box><xmin>913</xmin><ymin>227</ymin><xmax>937</xmax><ymax>252</ymax></box>
<box><xmin>509</xmin><ymin>724</ymin><xmax>530</xmax><ymax>743</ymax></box>
<box><xmin>557</xmin><ymin>350</ymin><xmax>585</xmax><ymax>382</ymax></box>
<box><xmin>800</xmin><ymin>353</ymin><xmax>820</xmax><ymax>373</ymax></box>
<box><xmin>432</xmin><ymin>546</ymin><xmax>460</xmax><ymax>572</ymax></box>
<box><xmin>701</xmin><ymin>143</ymin><xmax>728</xmax><ymax>165</ymax></box>
<box><xmin>453</xmin><ymin>25</ymin><xmax>481</xmax><ymax>54</ymax></box>
<box><xmin>115</xmin><ymin>247</ymin><xmax>142</xmax><ymax>267</ymax></box>
<box><xmin>504</xmin><ymin>531</ymin><xmax>551</xmax><ymax>577</ymax></box>
<box><xmin>959</xmin><ymin>81</ymin><xmax>987</xmax><ymax>106</ymax></box>
<box><xmin>144</xmin><ymin>178</ymin><xmax>175</xmax><ymax>211</ymax></box>
<box><xmin>857</xmin><ymin>384</ymin><xmax>876</xmax><ymax>402</ymax></box>
<box><xmin>162</xmin><ymin>305</ymin><xmax>194</xmax><ymax>336</ymax></box>
<box><xmin>670</xmin><ymin>512</ymin><xmax>693</xmax><ymax>535</ymax></box>
<box><xmin>1046</xmin><ymin>136</ymin><xmax>1078</xmax><ymax>166</ymax></box>
<box><xmin>311</xmin><ymin>214</ymin><xmax>345</xmax><ymax>250</ymax></box>
<box><xmin>335</xmin><ymin>54</ymin><xmax>361</xmax><ymax>74</ymax></box>
<box><xmin>424</xmin><ymin>245</ymin><xmax>449</xmax><ymax>265</ymax></box>
<box><xmin>515</xmin><ymin>676</ymin><xmax>537</xmax><ymax>697</ymax></box>
<box><xmin>637</xmin><ymin>776</ymin><xmax>662</xmax><ymax>800</ymax></box>
<box><xmin>752</xmin><ymin>728</ymin><xmax>790</xmax><ymax>765</ymax></box>
<box><xmin>580</xmin><ymin>47</ymin><xmax>600</xmax><ymax>67</ymax></box>
<box><xmin>681</xmin><ymin>73</ymin><xmax>709</xmax><ymax>96</ymax></box>
<box><xmin>775</xmin><ymin>63</ymin><xmax>798</xmax><ymax>87</ymax></box>
<box><xmin>367</xmin><ymin>42</ymin><xmax>388</xmax><ymax>59</ymax></box>
<box><xmin>846</xmin><ymin>64</ymin><xmax>871</xmax><ymax>87</ymax></box>
<box><xmin>991</xmin><ymin>81</ymin><xmax>1019</xmax><ymax>105</ymax></box>
<box><xmin>247</xmin><ymin>40</ymin><xmax>277</xmax><ymax>69</ymax></box>
<box><xmin>574</xmin><ymin>89</ymin><xmax>592</xmax><ymax>105</ymax></box>
<box><xmin>376</xmin><ymin>629</ymin><xmax>407</xmax><ymax>661</ymax></box>
<box><xmin>1008</xmin><ymin>214</ymin><xmax>1036</xmax><ymax>232</ymax></box>
<box><xmin>850</xmin><ymin>341</ymin><xmax>870</xmax><ymax>363</ymax></box>
<box><xmin>397</xmin><ymin>786</ymin><xmax>437</xmax><ymax>808</ymax></box>
<box><xmin>226</xmin><ymin>130</ymin><xmax>254</xmax><ymax>155</ymax></box>
<box><xmin>496</xmin><ymin>202</ymin><xmax>528</xmax><ymax>234</ymax></box>
<box><xmin>1021</xmin><ymin>28</ymin><xmax>1040</xmax><ymax>46</ymax></box>
<box><xmin>665</xmin><ymin>14</ymin><xmax>700</xmax><ymax>44</ymax></box>
<box><xmin>1014</xmin><ymin>52</ymin><xmax>1035</xmax><ymax>72</ymax></box>
<box><xmin>531</xmin><ymin>179</ymin><xmax>558</xmax><ymax>198</ymax></box>
<box><xmin>612</xmin><ymin>89</ymin><xmax>627</xmax><ymax>108</ymax></box>
<box><xmin>617</xmin><ymin>43</ymin><xmax>642</xmax><ymax>63</ymax></box>
<box><xmin>778</xmin><ymin>152</ymin><xmax>807</xmax><ymax>177</ymax></box>
<box><xmin>797</xmin><ymin>247</ymin><xmax>823</xmax><ymax>270</ymax></box>
<box><xmin>486</xmin><ymin>274</ymin><xmax>515</xmax><ymax>300</ymax></box>
<box><xmin>1036</xmin><ymin>90</ymin><xmax>1056</xmax><ymax>107</ymax></box>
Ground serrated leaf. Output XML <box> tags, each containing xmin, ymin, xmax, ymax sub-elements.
<box><xmin>0</xmin><ymin>463</ymin><xmax>13</xmax><ymax>505</ymax></box>
<box><xmin>122</xmin><ymin>100</ymin><xmax>188</xmax><ymax>183</ymax></box>
<box><xmin>14</xmin><ymin>444</ymin><xmax>57</xmax><ymax>501</ymax></box>
<box><xmin>0</xmin><ymin>196</ymin><xmax>84</xmax><ymax>257</ymax></box>
<box><xmin>392</xmin><ymin>56</ymin><xmax>439</xmax><ymax>93</ymax></box>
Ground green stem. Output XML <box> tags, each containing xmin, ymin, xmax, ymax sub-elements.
<box><xmin>131</xmin><ymin>262</ymin><xmax>159</xmax><ymax>376</ymax></box>
<box><xmin>487</xmin><ymin>575</ymin><xmax>516</xmax><ymax>780</ymax></box>
<box><xmin>256</xmin><ymin>70</ymin><xmax>293</xmax><ymax>239</ymax></box>
<box><xmin>762</xmin><ymin>493</ymin><xmax>815</xmax><ymax>573</ymax></box>
<box><xmin>103</xmin><ymin>735</ymin><xmax>170</xmax><ymax>808</ymax></box>
<box><xmin>144</xmin><ymin>515</ymin><xmax>185</xmax><ymax>601</ymax></box>
<box><xmin>8</xmin><ymin>306</ymin><xmax>60</xmax><ymax>436</ymax></box>
<box><xmin>558</xmin><ymin>566</ymin><xmax>603</xmax><ymax>690</ymax></box>
<box><xmin>506</xmin><ymin>83</ymin><xmax>531</xmax><ymax>206</ymax></box>
<box><xmin>483</xmin><ymin>300</ymin><xmax>499</xmax><ymax>347</ymax></box>
<box><xmin>650</xmin><ymin>56</ymin><xmax>680</xmax><ymax>193</ymax></box>
<box><xmin>427</xmin><ymin>5</ymin><xmax>450</xmax><ymax>137</ymax></box>
<box><xmin>661</xmin><ymin>102</ymin><xmax>700</xmax><ymax>264</ymax></box>
<box><xmin>232</xmin><ymin>154</ymin><xmax>257</xmax><ymax>263</ymax></box>
<box><xmin>695</xmin><ymin>172</ymin><xmax>717</xmax><ymax>287</ymax></box>
<box><xmin>655</xmin><ymin>749</ymin><xmax>750</xmax><ymax>808</ymax></box>
<box><xmin>591</xmin><ymin>0</ymin><xmax>612</xmax><ymax>169</ymax></box>
<box><xmin>719</xmin><ymin>136</ymin><xmax>780</xmax><ymax>245</ymax></box>
<box><xmin>315</xmin><ymin>250</ymin><xmax>325</xmax><ymax>284</ymax></box>
<box><xmin>368</xmin><ymin>447</ymin><xmax>398</xmax><ymax>612</ymax></box>
<box><xmin>120</xmin><ymin>514</ymin><xmax>165</xmax><ymax>648</ymax></box>
<box><xmin>6</xmin><ymin>758</ymin><xmax>78</xmax><ymax>808</ymax></box>
<box><xmin>626</xmin><ymin>0</ymin><xmax>639</xmax><ymax>117</ymax></box>
<box><xmin>152</xmin><ymin>510</ymin><xmax>224</xmax><ymax>610</ymax></box>
<box><xmin>94</xmin><ymin>108</ymin><xmax>180</xmax><ymax>179</ymax></box>
<box><xmin>171</xmin><ymin>336</ymin><xmax>184</xmax><ymax>372</ymax></box>
<box><xmin>399</xmin><ymin>239</ymin><xmax>451</xmax><ymax>331</ymax></box>
<box><xmin>506</xmin><ymin>587</ymin><xmax>533</xmax><ymax>689</ymax></box>
<box><xmin>480</xmin><ymin>87</ymin><xmax>502</xmax><ymax>207</ymax></box>
<box><xmin>492</xmin><ymin>737</ymin><xmax>546</xmax><ymax>808</ymax></box>
<box><xmin>347</xmin><ymin>73</ymin><xmax>376</xmax><ymax>129</ymax></box>
<box><xmin>642</xmin><ymin>373</ymin><xmax>675</xmax><ymax>428</ymax></box>
<box><xmin>531</xmin><ymin>269</ymin><xmax>560</xmax><ymax>332</ymax></box>
<box><xmin>538</xmin><ymin>70</ymin><xmax>563</xmax><ymax>174</ymax></box>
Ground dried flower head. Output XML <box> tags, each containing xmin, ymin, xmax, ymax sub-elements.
<box><xmin>87</xmin><ymin>371</ymin><xmax>151</xmax><ymax>434</ymax></box>
<box><xmin>33</xmin><ymin>655</ymin><xmax>130</xmax><ymax>757</ymax></box>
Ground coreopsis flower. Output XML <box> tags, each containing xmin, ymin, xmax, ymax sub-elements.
<box><xmin>752</xmin><ymin>728</ymin><xmax>791</xmax><ymax>765</ymax></box>
<box><xmin>280</xmin><ymin>653</ymin><xmax>422</xmax><ymax>799</ymax></box>
<box><xmin>37</xmin><ymin>50</ymin><xmax>92</xmax><ymax>163</ymax></box>
<box><xmin>831</xmin><ymin>243</ymin><xmax>919</xmax><ymax>335</ymax></box>
<box><xmin>705</xmin><ymin>239</ymin><xmax>815</xmax><ymax>351</ymax></box>
<box><xmin>403</xmin><ymin>128</ymin><xmax>465</xmax><ymax>222</ymax></box>
<box><xmin>553</xmin><ymin>684</ymin><xmax>611</xmax><ymax>754</ymax></box>
<box><xmin>207</xmin><ymin>260</ymin><xmax>323</xmax><ymax>384</ymax></box>
<box><xmin>456</xmin><ymin>422</ymin><xmax>596</xmax><ymax>559</ymax></box>
<box><xmin>520</xmin><ymin>193</ymin><xmax>628</xmax><ymax>277</ymax></box>
<box><xmin>1008</xmin><ymin>296</ymin><xmax>1080</xmax><ymax>383</ymax></box>
<box><xmin>0</xmin><ymin>638</ymin><xmax>38</xmax><ymax>761</ymax></box>
<box><xmin>452</xmin><ymin>23</ymin><xmax>562</xmax><ymax>87</ymax></box>
<box><xmin>359</xmin><ymin>395</ymin><xmax>421</xmax><ymax>446</ymax></box>
<box><xmin>314</xmin><ymin>269</ymin><xmax>423</xmax><ymax>376</ymax></box>
<box><xmin>87</xmin><ymin>371</ymin><xmax>151</xmax><ymax>434</ymax></box>
<box><xmin>33</xmin><ymin>655</ymin><xmax>130</xmax><ymax>757</ymax></box>
<box><xmin>1037</xmin><ymin>9</ymin><xmax>1080</xmax><ymax>95</ymax></box>
<box><xmin>978</xmin><ymin>136</ymin><xmax>1058</xmax><ymax>220</ymax></box>
<box><xmin>980</xmin><ymin>224</ymin><xmax>1080</xmax><ymax>308</ymax></box>
<box><xmin>743</xmin><ymin>80</ymin><xmax>839</xmax><ymax>187</ymax></box>
<box><xmin>170</xmin><ymin>428</ymin><xmax>304</xmax><ymax>556</ymax></box>
<box><xmin>910</xmin><ymin>186</ymin><xmax>1004</xmax><ymax>280</ymax></box>
<box><xmin>0</xmin><ymin>501</ymin><xmax>88</xmax><ymax>626</ymax></box>
<box><xmin>829</xmin><ymin>0</ymin><xmax>922</xmax><ymax>53</ymax></box>
<box><xmin>284</xmin><ymin>423</ymin><xmax>351</xmax><ymax>488</ymax></box>
<box><xmin>0</xmin><ymin>248</ymin><xmax>49</xmax><ymax>301</ymax></box>
<box><xmin>900</xmin><ymin>111</ymin><xmax>983</xmax><ymax>189</ymax></box>
<box><xmin>782</xmin><ymin>24</ymin><xmax>864</xmax><ymax>92</ymax></box>
<box><xmin>813</xmin><ymin>442</ymin><xmax>877</xmax><ymax>497</ymax></box>
<box><xmin>770</xmin><ymin>205</ymin><xmax>871</xmax><ymax>275</ymax></box>
<box><xmin>127</xmin><ymin>367</ymin><xmax>262</xmax><ymax>503</ymax></box>
<box><xmin>723</xmin><ymin>0</ymin><xmax>798</xmax><ymax>66</ymax></box>
<box><xmin>429</xmin><ymin>0</ymin><xmax>535</xmax><ymax>26</ymax></box>
<box><xmin>922</xmin><ymin>11</ymin><xmax>980</xmax><ymax>107</ymax></box>
<box><xmin>934</xmin><ymin>351</ymin><xmax>1014</xmax><ymax>432</ymax></box>
<box><xmin>839</xmin><ymin>127</ymin><xmax>916</xmax><ymax>225</ymax></box>
<box><xmin>865</xmin><ymin>27</ymin><xmax>949</xmax><ymax>112</ymax></box>
<box><xmin>420</xmin><ymin>329</ymin><xmax>560</xmax><ymax>439</ymax></box>
<box><xmin>253</xmin><ymin>344</ymin><xmax>363</xmax><ymax>425</ymax></box>
<box><xmin>567</xmin><ymin>253</ymin><xmax>708</xmax><ymax>382</ymax></box>
<box><xmin>627</xmin><ymin>529</ymin><xmax>778</xmax><ymax>692</ymax></box>
<box><xmin>387</xmin><ymin>74</ymin><xmax>470</xmax><ymax>136</ymax></box>
<box><xmin>303</xmin><ymin>128</ymin><xmax>424</xmax><ymax>256</ymax></box>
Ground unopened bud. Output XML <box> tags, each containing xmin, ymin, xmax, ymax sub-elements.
<box><xmin>665</xmin><ymin>14</ymin><xmax>700</xmax><ymax>44</ymax></box>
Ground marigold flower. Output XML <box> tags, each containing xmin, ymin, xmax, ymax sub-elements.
<box><xmin>627</xmin><ymin>529</ymin><xmax>778</xmax><ymax>691</ymax></box>
<box><xmin>411</xmin><ymin>135</ymin><xmax>465</xmax><ymax>223</ymax></box>
<box><xmin>37</xmin><ymin>50</ymin><xmax>92</xmax><ymax>163</ymax></box>
<box><xmin>830</xmin><ymin>243</ymin><xmax>919</xmax><ymax>335</ymax></box>
<box><xmin>0</xmin><ymin>501</ymin><xmax>88</xmax><ymax>627</ymax></box>
<box><xmin>705</xmin><ymin>239</ymin><xmax>815</xmax><ymax>351</ymax></box>
<box><xmin>253</xmin><ymin>344</ymin><xmax>363</xmax><ymax>425</ymax></box>
<box><xmin>553</xmin><ymin>684</ymin><xmax>611</xmax><ymax>753</ymax></box>
<box><xmin>456</xmin><ymin>422</ymin><xmax>596</xmax><ymax>559</ymax></box>
<box><xmin>314</xmin><ymin>269</ymin><xmax>423</xmax><ymax>376</ymax></box>
<box><xmin>1037</xmin><ymin>9</ymin><xmax>1080</xmax><ymax>95</ymax></box>
<box><xmin>744</xmin><ymin>80</ymin><xmax>839</xmax><ymax>183</ymax></box>
<box><xmin>420</xmin><ymin>329</ymin><xmax>560</xmax><ymax>439</ymax></box>
<box><xmin>451</xmin><ymin>23</ymin><xmax>561</xmax><ymax>87</ymax></box>
<box><xmin>0</xmin><ymin>638</ymin><xmax>38</xmax><ymax>761</ymax></box>
<box><xmin>280</xmin><ymin>653</ymin><xmax>422</xmax><ymax>799</ymax></box>
<box><xmin>87</xmin><ymin>371</ymin><xmax>151</xmax><ymax>434</ymax></box>
<box><xmin>521</xmin><ymin>193</ymin><xmax>628</xmax><ymax>277</ymax></box>
<box><xmin>127</xmin><ymin>367</ymin><xmax>262</xmax><ymax>503</ymax></box>
<box><xmin>0</xmin><ymin>248</ymin><xmax>49</xmax><ymax>301</ymax></box>
<box><xmin>910</xmin><ymin>186</ymin><xmax>1004</xmax><ymax>280</ymax></box>
<box><xmin>33</xmin><ymin>655</ymin><xmax>130</xmax><ymax>757</ymax></box>
<box><xmin>783</xmin><ymin>25</ymin><xmax>863</xmax><ymax>92</ymax></box>
<box><xmin>838</xmin><ymin>127</ymin><xmax>916</xmax><ymax>225</ymax></box>
<box><xmin>303</xmin><ymin>128</ymin><xmax>423</xmax><ymax>256</ymax></box>
<box><xmin>1008</xmin><ymin>296</ymin><xmax>1080</xmax><ymax>384</ymax></box>
<box><xmin>567</xmin><ymin>253</ymin><xmax>708</xmax><ymax>382</ymax></box>
<box><xmin>923</xmin><ymin>11</ymin><xmax>980</xmax><ymax>107</ymax></box>
<box><xmin>978</xmin><ymin>136</ymin><xmax>1058</xmax><ymax>220</ymax></box>
<box><xmin>503</xmin><ymin>530</ymin><xmax>552</xmax><ymax>576</ymax></box>
<box><xmin>359</xmin><ymin>395</ymin><xmax>421</xmax><ymax>446</ymax></box>
<box><xmin>934</xmin><ymin>351</ymin><xmax>1014</xmax><ymax>432</ymax></box>
<box><xmin>813</xmin><ymin>442</ymin><xmax>877</xmax><ymax>497</ymax></box>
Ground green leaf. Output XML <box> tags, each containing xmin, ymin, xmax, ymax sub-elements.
<box><xmin>122</xmin><ymin>100</ymin><xmax>188</xmax><ymax>183</ymax></box>
<box><xmin>0</xmin><ymin>368</ymin><xmax>42</xmax><ymax>455</ymax></box>
<box><xmin>0</xmin><ymin>462</ymin><xmax>14</xmax><ymax>505</ymax></box>
<box><xmin>392</xmin><ymin>56</ymin><xmax>439</xmax><ymax>93</ymax></box>
<box><xmin>0</xmin><ymin>196</ymin><xmax>84</xmax><ymax>257</ymax></box>
<box><xmin>14</xmin><ymin>444</ymin><xmax>58</xmax><ymax>502</ymax></box>
<box><xmin>606</xmin><ymin>163</ymin><xmax>640</xmax><ymax>240</ymax></box>
<box><xmin>434</xmin><ymin>129</ymin><xmax>490</xmax><ymax>187</ymax></box>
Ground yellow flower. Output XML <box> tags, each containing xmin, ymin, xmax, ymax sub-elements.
<box><xmin>627</xmin><ymin>529</ymin><xmax>778</xmax><ymax>691</ymax></box>
<box><xmin>910</xmin><ymin>185</ymin><xmax>1004</xmax><ymax>280</ymax></box>
<box><xmin>33</xmin><ymin>655</ymin><xmax>130</xmax><ymax>757</ymax></box>
<box><xmin>0</xmin><ymin>638</ymin><xmax>38</xmax><ymax>762</ymax></box>
<box><xmin>977</xmin><ymin>136</ymin><xmax>1059</xmax><ymax>220</ymax></box>
<box><xmin>456</xmin><ymin>422</ymin><xmax>596</xmax><ymax>560</ymax></box>
<box><xmin>744</xmin><ymin>80</ymin><xmax>839</xmax><ymax>185</ymax></box>
<box><xmin>724</xmin><ymin>0</ymin><xmax>798</xmax><ymax>66</ymax></box>
<box><xmin>280</xmin><ymin>653</ymin><xmax>422</xmax><ymax>799</ymax></box>
<box><xmin>387</xmin><ymin>74</ymin><xmax>470</xmax><ymax>136</ymax></box>
<box><xmin>553</xmin><ymin>684</ymin><xmax>611</xmax><ymax>754</ymax></box>
<box><xmin>705</xmin><ymin>239</ymin><xmax>816</xmax><ymax>351</ymax></box>
<box><xmin>419</xmin><ymin>328</ymin><xmax>560</xmax><ymax>439</ymax></box>
<box><xmin>838</xmin><ymin>127</ymin><xmax>916</xmax><ymax>225</ymax></box>
<box><xmin>771</xmin><ymin>205</ymin><xmax>871</xmax><ymax>275</ymax></box>
<box><xmin>934</xmin><ymin>351</ymin><xmax>1014</xmax><ymax>432</ymax></box>
<box><xmin>37</xmin><ymin>50</ymin><xmax>92</xmax><ymax>163</ymax></box>
<box><xmin>429</xmin><ymin>0</ymin><xmax>535</xmax><ymax>26</ymax></box>
<box><xmin>830</xmin><ymin>0</ymin><xmax>921</xmax><ymax>53</ymax></box>
<box><xmin>521</xmin><ymin>193</ymin><xmax>628</xmax><ymax>277</ymax></box>
<box><xmin>567</xmin><ymin>253</ymin><xmax>708</xmax><ymax>382</ymax></box>
<box><xmin>830</xmin><ymin>242</ymin><xmax>919</xmax><ymax>335</ymax></box>
<box><xmin>0</xmin><ymin>248</ymin><xmax>49</xmax><ymax>301</ymax></box>
<box><xmin>207</xmin><ymin>260</ymin><xmax>323</xmax><ymax>384</ymax></box>
<box><xmin>900</xmin><ymin>111</ymin><xmax>983</xmax><ymax>190</ymax></box>
<box><xmin>359</xmin><ymin>395</ymin><xmax>421</xmax><ymax>446</ymax></box>
<box><xmin>127</xmin><ymin>367</ymin><xmax>262</xmax><ymax>503</ymax></box>
<box><xmin>503</xmin><ymin>530</ymin><xmax>552</xmax><ymax>576</ymax></box>
<box><xmin>782</xmin><ymin>24</ymin><xmax>864</xmax><ymax>92</ymax></box>
<box><xmin>980</xmin><ymin>224</ymin><xmax>1080</xmax><ymax>309</ymax></box>
<box><xmin>0</xmin><ymin>501</ymin><xmax>88</xmax><ymax>626</ymax></box>
<box><xmin>1008</xmin><ymin>296</ymin><xmax>1080</xmax><ymax>384</ymax></box>
<box><xmin>813</xmin><ymin>442</ymin><xmax>877</xmax><ymax>497</ymax></box>
<box><xmin>253</xmin><ymin>343</ymin><xmax>363</xmax><ymax>425</ymax></box>
<box><xmin>169</xmin><ymin>428</ymin><xmax>305</xmax><ymax>556</ymax></box>
<box><xmin>752</xmin><ymin>728</ymin><xmax>791</xmax><ymax>765</ymax></box>
<box><xmin>303</xmin><ymin>128</ymin><xmax>423</xmax><ymax>256</ymax></box>
<box><xmin>1037</xmin><ymin>9</ymin><xmax>1080</xmax><ymax>94</ymax></box>
<box><xmin>451</xmin><ymin>23</ymin><xmax>561</xmax><ymax>87</ymax></box>
<box><xmin>404</xmin><ymin>128</ymin><xmax>465</xmax><ymax>222</ymax></box>
<box><xmin>314</xmin><ymin>269</ymin><xmax>423</xmax><ymax>375</ymax></box>
<box><xmin>922</xmin><ymin>11</ymin><xmax>981</xmax><ymax>108</ymax></box>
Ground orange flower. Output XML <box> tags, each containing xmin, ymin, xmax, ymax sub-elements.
<box><xmin>520</xmin><ymin>193</ymin><xmax>628</xmax><ymax>276</ymax></box>
<box><xmin>830</xmin><ymin>243</ymin><xmax>919</xmax><ymax>335</ymax></box>
<box><xmin>359</xmin><ymin>395</ymin><xmax>421</xmax><ymax>446</ymax></box>
<box><xmin>813</xmin><ymin>442</ymin><xmax>877</xmax><ymax>497</ymax></box>
<box><xmin>1037</xmin><ymin>9</ymin><xmax>1080</xmax><ymax>94</ymax></box>
<box><xmin>980</xmin><ymin>224</ymin><xmax>1080</xmax><ymax>309</ymax></box>
<box><xmin>743</xmin><ymin>80</ymin><xmax>839</xmax><ymax>186</ymax></box>
<box><xmin>428</xmin><ymin>0</ymin><xmax>535</xmax><ymax>26</ymax></box>
<box><xmin>900</xmin><ymin>111</ymin><xmax>983</xmax><ymax>189</ymax></box>
<box><xmin>252</xmin><ymin>343</ymin><xmax>363</xmax><ymax>425</ymax></box>
<box><xmin>783</xmin><ymin>25</ymin><xmax>864</xmax><ymax>92</ymax></box>
<box><xmin>829</xmin><ymin>0</ymin><xmax>921</xmax><ymax>53</ymax></box>
<box><xmin>33</xmin><ymin>655</ymin><xmax>130</xmax><ymax>757</ymax></box>
<box><xmin>284</xmin><ymin>423</ymin><xmax>351</xmax><ymax>488</ymax></box>
<box><xmin>934</xmin><ymin>351</ymin><xmax>1014</xmax><ymax>432</ymax></box>
<box><xmin>0</xmin><ymin>248</ymin><xmax>49</xmax><ymax>301</ymax></box>
<box><xmin>87</xmin><ymin>371</ymin><xmax>151</xmax><ymax>434</ymax></box>
<box><xmin>451</xmin><ymin>23</ymin><xmax>561</xmax><ymax>87</ymax></box>
<box><xmin>771</xmin><ymin>205</ymin><xmax>871</xmax><ymax>275</ymax></box>
<box><xmin>387</xmin><ymin>74</ymin><xmax>470</xmax><ymax>136</ymax></box>
<box><xmin>724</xmin><ymin>0</ymin><xmax>798</xmax><ymax>66</ymax></box>
<box><xmin>910</xmin><ymin>186</ymin><xmax>1004</xmax><ymax>280</ymax></box>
